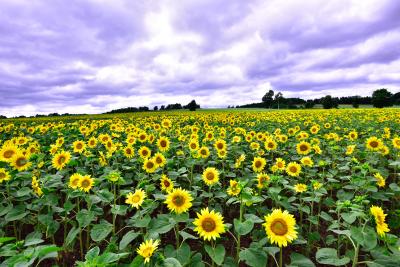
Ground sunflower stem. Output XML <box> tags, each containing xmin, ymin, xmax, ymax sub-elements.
<box><xmin>279</xmin><ymin>247</ymin><xmax>283</xmax><ymax>267</ymax></box>
<box><xmin>113</xmin><ymin>183</ymin><xmax>116</xmax><ymax>235</ymax></box>
<box><xmin>236</xmin><ymin>195</ymin><xmax>244</xmax><ymax>261</ymax></box>
<box><xmin>77</xmin><ymin>198</ymin><xmax>83</xmax><ymax>259</ymax></box>
<box><xmin>174</xmin><ymin>224</ymin><xmax>180</xmax><ymax>249</ymax></box>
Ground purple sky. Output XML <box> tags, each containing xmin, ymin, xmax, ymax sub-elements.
<box><xmin>1</xmin><ymin>0</ymin><xmax>400</xmax><ymax>116</ymax></box>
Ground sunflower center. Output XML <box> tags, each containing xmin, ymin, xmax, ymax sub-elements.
<box><xmin>160</xmin><ymin>140</ymin><xmax>167</xmax><ymax>147</ymax></box>
<box><xmin>396</xmin><ymin>140</ymin><xmax>400</xmax><ymax>145</ymax></box>
<box><xmin>190</xmin><ymin>143</ymin><xmax>196</xmax><ymax>149</ymax></box>
<box><xmin>126</xmin><ymin>148</ymin><xmax>132</xmax><ymax>154</ymax></box>
<box><xmin>370</xmin><ymin>141</ymin><xmax>379</xmax><ymax>148</ymax></box>
<box><xmin>270</xmin><ymin>219</ymin><xmax>288</xmax><ymax>236</ymax></box>
<box><xmin>4</xmin><ymin>150</ymin><xmax>14</xmax><ymax>158</ymax></box>
<box><xmin>16</xmin><ymin>157</ymin><xmax>27</xmax><ymax>167</ymax></box>
<box><xmin>201</xmin><ymin>149</ymin><xmax>207</xmax><ymax>155</ymax></box>
<box><xmin>255</xmin><ymin>161</ymin><xmax>262</xmax><ymax>168</ymax></box>
<box><xmin>300</xmin><ymin>144</ymin><xmax>308</xmax><ymax>151</ymax></box>
<box><xmin>290</xmin><ymin>166</ymin><xmax>297</xmax><ymax>173</ymax></box>
<box><xmin>58</xmin><ymin>156</ymin><xmax>66</xmax><ymax>164</ymax></box>
<box><xmin>146</xmin><ymin>161</ymin><xmax>154</xmax><ymax>169</ymax></box>
<box><xmin>81</xmin><ymin>179</ymin><xmax>90</xmax><ymax>188</ymax></box>
<box><xmin>268</xmin><ymin>142</ymin><xmax>274</xmax><ymax>148</ymax></box>
<box><xmin>163</xmin><ymin>180</ymin><xmax>170</xmax><ymax>187</ymax></box>
<box><xmin>201</xmin><ymin>217</ymin><xmax>217</xmax><ymax>232</ymax></box>
<box><xmin>172</xmin><ymin>195</ymin><xmax>185</xmax><ymax>207</ymax></box>
<box><xmin>277</xmin><ymin>162</ymin><xmax>283</xmax><ymax>168</ymax></box>
<box><xmin>132</xmin><ymin>195</ymin><xmax>141</xmax><ymax>203</ymax></box>
<box><xmin>217</xmin><ymin>143</ymin><xmax>223</xmax><ymax>149</ymax></box>
<box><xmin>0</xmin><ymin>172</ymin><xmax>5</xmax><ymax>179</ymax></box>
<box><xmin>142</xmin><ymin>150</ymin><xmax>148</xmax><ymax>156</ymax></box>
<box><xmin>76</xmin><ymin>143</ymin><xmax>83</xmax><ymax>149</ymax></box>
<box><xmin>206</xmin><ymin>172</ymin><xmax>215</xmax><ymax>180</ymax></box>
<box><xmin>72</xmin><ymin>178</ymin><xmax>79</xmax><ymax>186</ymax></box>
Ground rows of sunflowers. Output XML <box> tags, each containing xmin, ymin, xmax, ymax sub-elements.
<box><xmin>0</xmin><ymin>109</ymin><xmax>400</xmax><ymax>267</ymax></box>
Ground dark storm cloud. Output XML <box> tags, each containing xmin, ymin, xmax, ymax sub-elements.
<box><xmin>0</xmin><ymin>0</ymin><xmax>399</xmax><ymax>116</ymax></box>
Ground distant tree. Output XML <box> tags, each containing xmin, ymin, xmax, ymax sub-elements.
<box><xmin>274</xmin><ymin>92</ymin><xmax>283</xmax><ymax>109</ymax></box>
<box><xmin>0</xmin><ymin>115</ymin><xmax>6</xmax><ymax>119</ymax></box>
<box><xmin>160</xmin><ymin>105</ymin><xmax>165</xmax><ymax>110</ymax></box>
<box><xmin>153</xmin><ymin>106</ymin><xmax>158</xmax><ymax>111</ymax></box>
<box><xmin>321</xmin><ymin>95</ymin><xmax>339</xmax><ymax>109</ymax></box>
<box><xmin>372</xmin><ymin>88</ymin><xmax>393</xmax><ymax>108</ymax></box>
<box><xmin>262</xmin><ymin>90</ymin><xmax>274</xmax><ymax>108</ymax></box>
<box><xmin>352</xmin><ymin>101</ymin><xmax>359</xmax><ymax>108</ymax></box>
<box><xmin>304</xmin><ymin>100</ymin><xmax>315</xmax><ymax>109</ymax></box>
<box><xmin>186</xmin><ymin>100</ymin><xmax>200</xmax><ymax>111</ymax></box>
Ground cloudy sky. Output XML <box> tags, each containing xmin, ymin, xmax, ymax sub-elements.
<box><xmin>1</xmin><ymin>0</ymin><xmax>399</xmax><ymax>116</ymax></box>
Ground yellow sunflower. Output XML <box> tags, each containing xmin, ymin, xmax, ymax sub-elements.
<box><xmin>365</xmin><ymin>136</ymin><xmax>383</xmax><ymax>151</ymax></box>
<box><xmin>143</xmin><ymin>158</ymin><xmax>157</xmax><ymax>173</ymax></box>
<box><xmin>73</xmin><ymin>140</ymin><xmax>86</xmax><ymax>153</ymax></box>
<box><xmin>286</xmin><ymin>162</ymin><xmax>301</xmax><ymax>177</ymax></box>
<box><xmin>165</xmin><ymin>188</ymin><xmax>193</xmax><ymax>214</ymax></box>
<box><xmin>275</xmin><ymin>158</ymin><xmax>286</xmax><ymax>171</ymax></box>
<box><xmin>11</xmin><ymin>150</ymin><xmax>31</xmax><ymax>171</ymax></box>
<box><xmin>202</xmin><ymin>167</ymin><xmax>220</xmax><ymax>186</ymax></box>
<box><xmin>188</xmin><ymin>140</ymin><xmax>199</xmax><ymax>151</ymax></box>
<box><xmin>392</xmin><ymin>137</ymin><xmax>400</xmax><ymax>149</ymax></box>
<box><xmin>296</xmin><ymin>141</ymin><xmax>311</xmax><ymax>155</ymax></box>
<box><xmin>153</xmin><ymin>152</ymin><xmax>166</xmax><ymax>168</ymax></box>
<box><xmin>373</xmin><ymin>173</ymin><xmax>385</xmax><ymax>188</ymax></box>
<box><xmin>78</xmin><ymin>175</ymin><xmax>94</xmax><ymax>192</ymax></box>
<box><xmin>227</xmin><ymin>180</ymin><xmax>241</xmax><ymax>196</ymax></box>
<box><xmin>257</xmin><ymin>173</ymin><xmax>270</xmax><ymax>189</ymax></box>
<box><xmin>294</xmin><ymin>183</ymin><xmax>307</xmax><ymax>193</ymax></box>
<box><xmin>0</xmin><ymin>143</ymin><xmax>18</xmax><ymax>162</ymax></box>
<box><xmin>300</xmin><ymin>156</ymin><xmax>313</xmax><ymax>167</ymax></box>
<box><xmin>157</xmin><ymin>136</ymin><xmax>170</xmax><ymax>152</ymax></box>
<box><xmin>0</xmin><ymin>168</ymin><xmax>11</xmax><ymax>183</ymax></box>
<box><xmin>123</xmin><ymin>146</ymin><xmax>135</xmax><ymax>158</ymax></box>
<box><xmin>87</xmin><ymin>137</ymin><xmax>97</xmax><ymax>148</ymax></box>
<box><xmin>69</xmin><ymin>173</ymin><xmax>82</xmax><ymax>189</ymax></box>
<box><xmin>214</xmin><ymin>139</ymin><xmax>226</xmax><ymax>151</ymax></box>
<box><xmin>263</xmin><ymin>209</ymin><xmax>298</xmax><ymax>247</ymax></box>
<box><xmin>193</xmin><ymin>207</ymin><xmax>226</xmax><ymax>241</ymax></box>
<box><xmin>138</xmin><ymin>146</ymin><xmax>151</xmax><ymax>159</ymax></box>
<box><xmin>252</xmin><ymin>157</ymin><xmax>266</xmax><ymax>173</ymax></box>
<box><xmin>52</xmin><ymin>150</ymin><xmax>71</xmax><ymax>170</ymax></box>
<box><xmin>137</xmin><ymin>239</ymin><xmax>160</xmax><ymax>263</ymax></box>
<box><xmin>160</xmin><ymin>174</ymin><xmax>174</xmax><ymax>192</ymax></box>
<box><xmin>346</xmin><ymin>145</ymin><xmax>356</xmax><ymax>155</ymax></box>
<box><xmin>198</xmin><ymin>146</ymin><xmax>210</xmax><ymax>158</ymax></box>
<box><xmin>264</xmin><ymin>139</ymin><xmax>277</xmax><ymax>151</ymax></box>
<box><xmin>370</xmin><ymin>206</ymin><xmax>389</xmax><ymax>237</ymax></box>
<box><xmin>126</xmin><ymin>189</ymin><xmax>146</xmax><ymax>209</ymax></box>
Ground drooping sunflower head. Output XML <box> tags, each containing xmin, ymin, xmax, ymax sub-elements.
<box><xmin>52</xmin><ymin>150</ymin><xmax>71</xmax><ymax>170</ymax></box>
<box><xmin>370</xmin><ymin>205</ymin><xmax>390</xmax><ymax>237</ymax></box>
<box><xmin>227</xmin><ymin>179</ymin><xmax>241</xmax><ymax>196</ymax></box>
<box><xmin>257</xmin><ymin>173</ymin><xmax>270</xmax><ymax>189</ymax></box>
<box><xmin>125</xmin><ymin>189</ymin><xmax>146</xmax><ymax>209</ymax></box>
<box><xmin>286</xmin><ymin>162</ymin><xmax>301</xmax><ymax>177</ymax></box>
<box><xmin>136</xmin><ymin>239</ymin><xmax>160</xmax><ymax>263</ymax></box>
<box><xmin>193</xmin><ymin>207</ymin><xmax>226</xmax><ymax>241</ymax></box>
<box><xmin>202</xmin><ymin>167</ymin><xmax>220</xmax><ymax>186</ymax></box>
<box><xmin>78</xmin><ymin>175</ymin><xmax>94</xmax><ymax>192</ymax></box>
<box><xmin>374</xmin><ymin>173</ymin><xmax>386</xmax><ymax>188</ymax></box>
<box><xmin>0</xmin><ymin>168</ymin><xmax>11</xmax><ymax>183</ymax></box>
<box><xmin>165</xmin><ymin>188</ymin><xmax>193</xmax><ymax>214</ymax></box>
<box><xmin>264</xmin><ymin>209</ymin><xmax>298</xmax><ymax>247</ymax></box>
<box><xmin>252</xmin><ymin>157</ymin><xmax>266</xmax><ymax>173</ymax></box>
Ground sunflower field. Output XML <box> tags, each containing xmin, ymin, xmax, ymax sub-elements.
<box><xmin>1</xmin><ymin>109</ymin><xmax>400</xmax><ymax>267</ymax></box>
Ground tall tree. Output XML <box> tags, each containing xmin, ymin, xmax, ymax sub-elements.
<box><xmin>186</xmin><ymin>100</ymin><xmax>200</xmax><ymax>111</ymax></box>
<box><xmin>321</xmin><ymin>95</ymin><xmax>339</xmax><ymax>109</ymax></box>
<box><xmin>262</xmin><ymin>90</ymin><xmax>274</xmax><ymax>108</ymax></box>
<box><xmin>274</xmin><ymin>92</ymin><xmax>283</xmax><ymax>109</ymax></box>
<box><xmin>372</xmin><ymin>88</ymin><xmax>393</xmax><ymax>108</ymax></box>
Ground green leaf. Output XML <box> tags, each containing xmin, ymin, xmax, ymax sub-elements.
<box><xmin>341</xmin><ymin>212</ymin><xmax>358</xmax><ymax>224</ymax></box>
<box><xmin>5</xmin><ymin>205</ymin><xmax>28</xmax><ymax>222</ymax></box>
<box><xmin>76</xmin><ymin>209</ymin><xmax>96</xmax><ymax>228</ymax></box>
<box><xmin>85</xmin><ymin>246</ymin><xmax>100</xmax><ymax>261</ymax></box>
<box><xmin>316</xmin><ymin>248</ymin><xmax>350</xmax><ymax>266</ymax></box>
<box><xmin>205</xmin><ymin>244</ymin><xmax>225</xmax><ymax>266</ymax></box>
<box><xmin>163</xmin><ymin>257</ymin><xmax>182</xmax><ymax>267</ymax></box>
<box><xmin>131</xmin><ymin>215</ymin><xmax>151</xmax><ymax>228</ymax></box>
<box><xmin>179</xmin><ymin>231</ymin><xmax>198</xmax><ymax>242</ymax></box>
<box><xmin>176</xmin><ymin>242</ymin><xmax>191</xmax><ymax>266</ymax></box>
<box><xmin>239</xmin><ymin>248</ymin><xmax>268</xmax><ymax>267</ymax></box>
<box><xmin>111</xmin><ymin>205</ymin><xmax>129</xmax><ymax>216</ymax></box>
<box><xmin>119</xmin><ymin>230</ymin><xmax>140</xmax><ymax>250</ymax></box>
<box><xmin>234</xmin><ymin>219</ymin><xmax>254</xmax><ymax>236</ymax></box>
<box><xmin>90</xmin><ymin>220</ymin><xmax>113</xmax><ymax>242</ymax></box>
<box><xmin>65</xmin><ymin>227</ymin><xmax>80</xmax><ymax>247</ymax></box>
<box><xmin>264</xmin><ymin>247</ymin><xmax>280</xmax><ymax>256</ymax></box>
<box><xmin>289</xmin><ymin>253</ymin><xmax>315</xmax><ymax>267</ymax></box>
<box><xmin>129</xmin><ymin>255</ymin><xmax>144</xmax><ymax>267</ymax></box>
<box><xmin>0</xmin><ymin>237</ymin><xmax>15</xmax><ymax>244</ymax></box>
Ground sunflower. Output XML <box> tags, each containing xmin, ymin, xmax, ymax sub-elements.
<box><xmin>193</xmin><ymin>207</ymin><xmax>226</xmax><ymax>241</ymax></box>
<box><xmin>252</xmin><ymin>157</ymin><xmax>266</xmax><ymax>173</ymax></box>
<box><xmin>217</xmin><ymin>149</ymin><xmax>227</xmax><ymax>159</ymax></box>
<box><xmin>227</xmin><ymin>180</ymin><xmax>241</xmax><ymax>196</ymax></box>
<box><xmin>138</xmin><ymin>132</ymin><xmax>148</xmax><ymax>143</ymax></box>
<box><xmin>138</xmin><ymin>146</ymin><xmax>151</xmax><ymax>159</ymax></box>
<box><xmin>346</xmin><ymin>145</ymin><xmax>356</xmax><ymax>155</ymax></box>
<box><xmin>348</xmin><ymin>131</ymin><xmax>358</xmax><ymax>140</ymax></box>
<box><xmin>73</xmin><ymin>140</ymin><xmax>86</xmax><ymax>153</ymax></box>
<box><xmin>257</xmin><ymin>173</ymin><xmax>270</xmax><ymax>189</ymax></box>
<box><xmin>123</xmin><ymin>146</ymin><xmax>135</xmax><ymax>158</ymax></box>
<box><xmin>0</xmin><ymin>143</ymin><xmax>18</xmax><ymax>162</ymax></box>
<box><xmin>137</xmin><ymin>239</ymin><xmax>160</xmax><ymax>263</ymax></box>
<box><xmin>274</xmin><ymin>158</ymin><xmax>286</xmax><ymax>171</ymax></box>
<box><xmin>78</xmin><ymin>175</ymin><xmax>94</xmax><ymax>192</ymax></box>
<box><xmin>69</xmin><ymin>173</ymin><xmax>82</xmax><ymax>189</ymax></box>
<box><xmin>234</xmin><ymin>154</ymin><xmax>246</xmax><ymax>168</ymax></box>
<box><xmin>214</xmin><ymin>139</ymin><xmax>226</xmax><ymax>151</ymax></box>
<box><xmin>198</xmin><ymin>146</ymin><xmax>210</xmax><ymax>158</ymax></box>
<box><xmin>392</xmin><ymin>137</ymin><xmax>400</xmax><ymax>149</ymax></box>
<box><xmin>286</xmin><ymin>162</ymin><xmax>301</xmax><ymax>177</ymax></box>
<box><xmin>202</xmin><ymin>167</ymin><xmax>220</xmax><ymax>186</ymax></box>
<box><xmin>157</xmin><ymin>136</ymin><xmax>170</xmax><ymax>152</ymax></box>
<box><xmin>365</xmin><ymin>136</ymin><xmax>383</xmax><ymax>151</ymax></box>
<box><xmin>160</xmin><ymin>174</ymin><xmax>174</xmax><ymax>192</ymax></box>
<box><xmin>87</xmin><ymin>137</ymin><xmax>97</xmax><ymax>148</ymax></box>
<box><xmin>312</xmin><ymin>181</ymin><xmax>322</xmax><ymax>190</ymax></box>
<box><xmin>165</xmin><ymin>188</ymin><xmax>193</xmax><ymax>214</ymax></box>
<box><xmin>263</xmin><ymin>209</ymin><xmax>298</xmax><ymax>247</ymax></box>
<box><xmin>52</xmin><ymin>150</ymin><xmax>71</xmax><ymax>170</ymax></box>
<box><xmin>300</xmin><ymin>156</ymin><xmax>313</xmax><ymax>167</ymax></box>
<box><xmin>153</xmin><ymin>152</ymin><xmax>166</xmax><ymax>168</ymax></box>
<box><xmin>370</xmin><ymin>206</ymin><xmax>389</xmax><ymax>237</ymax></box>
<box><xmin>374</xmin><ymin>173</ymin><xmax>385</xmax><ymax>188</ymax></box>
<box><xmin>296</xmin><ymin>141</ymin><xmax>311</xmax><ymax>155</ymax></box>
<box><xmin>264</xmin><ymin>139</ymin><xmax>277</xmax><ymax>151</ymax></box>
<box><xmin>0</xmin><ymin>168</ymin><xmax>11</xmax><ymax>183</ymax></box>
<box><xmin>143</xmin><ymin>158</ymin><xmax>157</xmax><ymax>173</ymax></box>
<box><xmin>294</xmin><ymin>183</ymin><xmax>307</xmax><ymax>193</ymax></box>
<box><xmin>11</xmin><ymin>150</ymin><xmax>31</xmax><ymax>171</ymax></box>
<box><xmin>188</xmin><ymin>140</ymin><xmax>199</xmax><ymax>151</ymax></box>
<box><xmin>126</xmin><ymin>189</ymin><xmax>146</xmax><ymax>209</ymax></box>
